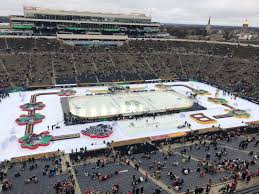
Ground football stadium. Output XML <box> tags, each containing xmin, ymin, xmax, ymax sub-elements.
<box><xmin>0</xmin><ymin>5</ymin><xmax>259</xmax><ymax>194</ymax></box>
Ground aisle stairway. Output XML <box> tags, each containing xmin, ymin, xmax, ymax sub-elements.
<box><xmin>60</xmin><ymin>154</ymin><xmax>82</xmax><ymax>194</ymax></box>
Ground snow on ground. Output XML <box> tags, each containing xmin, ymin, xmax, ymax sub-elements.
<box><xmin>1</xmin><ymin>81</ymin><xmax>259</xmax><ymax>161</ymax></box>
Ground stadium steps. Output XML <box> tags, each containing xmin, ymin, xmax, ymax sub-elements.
<box><xmin>194</xmin><ymin>55</ymin><xmax>204</xmax><ymax>74</ymax></box>
<box><xmin>4</xmin><ymin>37</ymin><xmax>9</xmax><ymax>49</ymax></box>
<box><xmin>178</xmin><ymin>55</ymin><xmax>188</xmax><ymax>78</ymax></box>
<box><xmin>61</xmin><ymin>154</ymin><xmax>82</xmax><ymax>194</ymax></box>
<box><xmin>50</xmin><ymin>54</ymin><xmax>57</xmax><ymax>85</ymax></box>
<box><xmin>0</xmin><ymin>58</ymin><xmax>15</xmax><ymax>87</ymax></box>
<box><xmin>236</xmin><ymin>184</ymin><xmax>259</xmax><ymax>194</ymax></box>
<box><xmin>128</xmin><ymin>160</ymin><xmax>176</xmax><ymax>194</ymax></box>
<box><xmin>108</xmin><ymin>53</ymin><xmax>125</xmax><ymax>81</ymax></box>
<box><xmin>90</xmin><ymin>60</ymin><xmax>100</xmax><ymax>82</ymax></box>
<box><xmin>142</xmin><ymin>54</ymin><xmax>159</xmax><ymax>78</ymax></box>
<box><xmin>124</xmin><ymin>53</ymin><xmax>143</xmax><ymax>80</ymax></box>
<box><xmin>70</xmin><ymin>54</ymin><xmax>79</xmax><ymax>83</ymax></box>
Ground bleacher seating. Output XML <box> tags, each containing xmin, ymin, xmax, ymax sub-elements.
<box><xmin>0</xmin><ymin>37</ymin><xmax>258</xmax><ymax>101</ymax></box>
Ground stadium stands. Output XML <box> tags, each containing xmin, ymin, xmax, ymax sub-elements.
<box><xmin>0</xmin><ymin>38</ymin><xmax>258</xmax><ymax>103</ymax></box>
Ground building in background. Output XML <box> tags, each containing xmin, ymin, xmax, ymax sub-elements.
<box><xmin>206</xmin><ymin>17</ymin><xmax>212</xmax><ymax>35</ymax></box>
<box><xmin>236</xmin><ymin>18</ymin><xmax>258</xmax><ymax>40</ymax></box>
<box><xmin>242</xmin><ymin>18</ymin><xmax>249</xmax><ymax>32</ymax></box>
<box><xmin>9</xmin><ymin>6</ymin><xmax>160</xmax><ymax>36</ymax></box>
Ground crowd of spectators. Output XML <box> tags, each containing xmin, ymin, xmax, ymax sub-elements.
<box><xmin>0</xmin><ymin>154</ymin><xmax>66</xmax><ymax>193</ymax></box>
<box><xmin>54</xmin><ymin>174</ymin><xmax>75</xmax><ymax>194</ymax></box>
<box><xmin>66</xmin><ymin>127</ymin><xmax>259</xmax><ymax>194</ymax></box>
<box><xmin>0</xmin><ymin>171</ymin><xmax>12</xmax><ymax>192</ymax></box>
<box><xmin>124</xmin><ymin>127</ymin><xmax>259</xmax><ymax>193</ymax></box>
<box><xmin>0</xmin><ymin>89</ymin><xmax>9</xmax><ymax>103</ymax></box>
<box><xmin>0</xmin><ymin>37</ymin><xmax>258</xmax><ymax>103</ymax></box>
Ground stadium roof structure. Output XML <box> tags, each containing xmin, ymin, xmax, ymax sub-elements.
<box><xmin>23</xmin><ymin>6</ymin><xmax>151</xmax><ymax>20</ymax></box>
<box><xmin>10</xmin><ymin>17</ymin><xmax>160</xmax><ymax>27</ymax></box>
<box><xmin>9</xmin><ymin>6</ymin><xmax>160</xmax><ymax>36</ymax></box>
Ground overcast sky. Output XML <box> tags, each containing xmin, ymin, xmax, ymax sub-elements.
<box><xmin>1</xmin><ymin>0</ymin><xmax>258</xmax><ymax>26</ymax></box>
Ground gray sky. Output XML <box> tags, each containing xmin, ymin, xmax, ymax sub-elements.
<box><xmin>1</xmin><ymin>0</ymin><xmax>259</xmax><ymax>26</ymax></box>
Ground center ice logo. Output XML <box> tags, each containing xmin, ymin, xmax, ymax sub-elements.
<box><xmin>125</xmin><ymin>100</ymin><xmax>141</xmax><ymax>106</ymax></box>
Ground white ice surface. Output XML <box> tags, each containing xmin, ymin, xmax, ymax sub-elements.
<box><xmin>69</xmin><ymin>90</ymin><xmax>193</xmax><ymax>118</ymax></box>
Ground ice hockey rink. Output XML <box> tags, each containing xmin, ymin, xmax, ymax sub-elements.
<box><xmin>68</xmin><ymin>90</ymin><xmax>194</xmax><ymax>118</ymax></box>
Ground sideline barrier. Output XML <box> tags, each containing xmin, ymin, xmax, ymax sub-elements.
<box><xmin>111</xmin><ymin>137</ymin><xmax>151</xmax><ymax>147</ymax></box>
<box><xmin>79</xmin><ymin>79</ymin><xmax>145</xmax><ymax>87</ymax></box>
<box><xmin>150</xmin><ymin>132</ymin><xmax>187</xmax><ymax>141</ymax></box>
<box><xmin>11</xmin><ymin>151</ymin><xmax>60</xmax><ymax>163</ymax></box>
<box><xmin>197</xmin><ymin>127</ymin><xmax>221</xmax><ymax>134</ymax></box>
<box><xmin>246</xmin><ymin>120</ymin><xmax>259</xmax><ymax>126</ymax></box>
